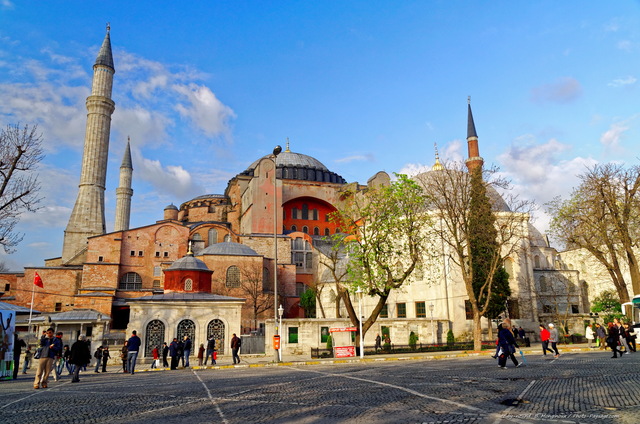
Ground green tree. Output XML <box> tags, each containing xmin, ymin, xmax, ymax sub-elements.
<box><xmin>329</xmin><ymin>174</ymin><xmax>432</xmax><ymax>346</ymax></box>
<box><xmin>299</xmin><ymin>288</ymin><xmax>316</xmax><ymax>318</ymax></box>
<box><xmin>591</xmin><ymin>289</ymin><xmax>624</xmax><ymax>322</ymax></box>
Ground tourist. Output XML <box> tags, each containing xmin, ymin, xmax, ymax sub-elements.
<box><xmin>595</xmin><ymin>323</ymin><xmax>607</xmax><ymax>350</ymax></box>
<box><xmin>69</xmin><ymin>335</ymin><xmax>91</xmax><ymax>383</ymax></box>
<box><xmin>623</xmin><ymin>323</ymin><xmax>636</xmax><ymax>352</ymax></box>
<box><xmin>497</xmin><ymin>323</ymin><xmax>520</xmax><ymax>369</ymax></box>
<box><xmin>177</xmin><ymin>338</ymin><xmax>185</xmax><ymax>367</ymax></box>
<box><xmin>126</xmin><ymin>330</ymin><xmax>141</xmax><ymax>374</ymax></box>
<box><xmin>607</xmin><ymin>322</ymin><xmax>623</xmax><ymax>358</ymax></box>
<box><xmin>197</xmin><ymin>343</ymin><xmax>205</xmax><ymax>366</ymax></box>
<box><xmin>585</xmin><ymin>324</ymin><xmax>594</xmax><ymax>348</ymax></box>
<box><xmin>183</xmin><ymin>335</ymin><xmax>192</xmax><ymax>367</ymax></box>
<box><xmin>613</xmin><ymin>319</ymin><xmax>631</xmax><ymax>354</ymax></box>
<box><xmin>64</xmin><ymin>343</ymin><xmax>74</xmax><ymax>374</ymax></box>
<box><xmin>169</xmin><ymin>338</ymin><xmax>179</xmax><ymax>370</ymax></box>
<box><xmin>93</xmin><ymin>346</ymin><xmax>103</xmax><ymax>373</ymax></box>
<box><xmin>33</xmin><ymin>327</ymin><xmax>62</xmax><ymax>389</ymax></box>
<box><xmin>22</xmin><ymin>347</ymin><xmax>33</xmax><ymax>374</ymax></box>
<box><xmin>539</xmin><ymin>324</ymin><xmax>554</xmax><ymax>356</ymax></box>
<box><xmin>120</xmin><ymin>342</ymin><xmax>128</xmax><ymax>372</ymax></box>
<box><xmin>150</xmin><ymin>345</ymin><xmax>159</xmax><ymax>369</ymax></box>
<box><xmin>375</xmin><ymin>334</ymin><xmax>382</xmax><ymax>352</ymax></box>
<box><xmin>53</xmin><ymin>332</ymin><xmax>65</xmax><ymax>381</ymax></box>
<box><xmin>162</xmin><ymin>342</ymin><xmax>169</xmax><ymax>367</ymax></box>
<box><xmin>231</xmin><ymin>333</ymin><xmax>242</xmax><ymax>364</ymax></box>
<box><xmin>548</xmin><ymin>323</ymin><xmax>560</xmax><ymax>358</ymax></box>
<box><xmin>101</xmin><ymin>346</ymin><xmax>110</xmax><ymax>372</ymax></box>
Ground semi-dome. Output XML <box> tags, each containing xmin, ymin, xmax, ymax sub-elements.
<box><xmin>166</xmin><ymin>253</ymin><xmax>211</xmax><ymax>271</ymax></box>
<box><xmin>200</xmin><ymin>241</ymin><xmax>260</xmax><ymax>256</ymax></box>
<box><xmin>240</xmin><ymin>147</ymin><xmax>346</xmax><ymax>184</ymax></box>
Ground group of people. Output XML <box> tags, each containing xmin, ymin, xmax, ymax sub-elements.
<box><xmin>586</xmin><ymin>319</ymin><xmax>637</xmax><ymax>358</ymax></box>
<box><xmin>494</xmin><ymin>322</ymin><xmax>524</xmax><ymax>368</ymax></box>
<box><xmin>31</xmin><ymin>328</ymin><xmax>93</xmax><ymax>388</ymax></box>
<box><xmin>151</xmin><ymin>333</ymin><xmax>241</xmax><ymax>370</ymax></box>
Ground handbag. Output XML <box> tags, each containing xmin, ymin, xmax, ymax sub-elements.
<box><xmin>34</xmin><ymin>347</ymin><xmax>43</xmax><ymax>359</ymax></box>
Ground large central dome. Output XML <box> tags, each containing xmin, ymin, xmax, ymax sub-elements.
<box><xmin>240</xmin><ymin>147</ymin><xmax>346</xmax><ymax>184</ymax></box>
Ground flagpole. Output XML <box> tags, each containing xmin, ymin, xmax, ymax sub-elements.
<box><xmin>28</xmin><ymin>279</ymin><xmax>35</xmax><ymax>334</ymax></box>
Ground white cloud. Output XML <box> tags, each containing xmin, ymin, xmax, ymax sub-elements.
<box><xmin>531</xmin><ymin>77</ymin><xmax>583</xmax><ymax>104</ymax></box>
<box><xmin>335</xmin><ymin>154</ymin><xmax>375</xmax><ymax>164</ymax></box>
<box><xmin>173</xmin><ymin>83</ymin><xmax>236</xmax><ymax>137</ymax></box>
<box><xmin>608</xmin><ymin>76</ymin><xmax>636</xmax><ymax>87</ymax></box>
<box><xmin>617</xmin><ymin>40</ymin><xmax>632</xmax><ymax>51</ymax></box>
<box><xmin>600</xmin><ymin>122</ymin><xmax>629</xmax><ymax>148</ymax></box>
<box><xmin>134</xmin><ymin>152</ymin><xmax>203</xmax><ymax>199</ymax></box>
<box><xmin>1</xmin><ymin>0</ymin><xmax>14</xmax><ymax>9</ymax></box>
<box><xmin>399</xmin><ymin>139</ymin><xmax>463</xmax><ymax>176</ymax></box>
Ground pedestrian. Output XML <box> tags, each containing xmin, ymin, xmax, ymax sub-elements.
<box><xmin>126</xmin><ymin>330</ymin><xmax>141</xmax><ymax>374</ymax></box>
<box><xmin>204</xmin><ymin>336</ymin><xmax>215</xmax><ymax>365</ymax></box>
<box><xmin>585</xmin><ymin>324</ymin><xmax>595</xmax><ymax>348</ymax></box>
<box><xmin>101</xmin><ymin>346</ymin><xmax>110</xmax><ymax>372</ymax></box>
<box><xmin>150</xmin><ymin>345</ymin><xmax>159</xmax><ymax>369</ymax></box>
<box><xmin>197</xmin><ymin>343</ymin><xmax>205</xmax><ymax>366</ymax></box>
<box><xmin>374</xmin><ymin>333</ymin><xmax>382</xmax><ymax>352</ymax></box>
<box><xmin>13</xmin><ymin>334</ymin><xmax>26</xmax><ymax>380</ymax></box>
<box><xmin>33</xmin><ymin>327</ymin><xmax>62</xmax><ymax>389</ymax></box>
<box><xmin>548</xmin><ymin>323</ymin><xmax>560</xmax><ymax>358</ymax></box>
<box><xmin>492</xmin><ymin>324</ymin><xmax>503</xmax><ymax>358</ymax></box>
<box><xmin>595</xmin><ymin>323</ymin><xmax>607</xmax><ymax>350</ymax></box>
<box><xmin>120</xmin><ymin>342</ymin><xmax>128</xmax><ymax>373</ymax></box>
<box><xmin>94</xmin><ymin>346</ymin><xmax>103</xmax><ymax>373</ymax></box>
<box><xmin>183</xmin><ymin>335</ymin><xmax>192</xmax><ymax>367</ymax></box>
<box><xmin>614</xmin><ymin>319</ymin><xmax>632</xmax><ymax>354</ymax></box>
<box><xmin>162</xmin><ymin>342</ymin><xmax>169</xmax><ymax>368</ymax></box>
<box><xmin>624</xmin><ymin>323</ymin><xmax>636</xmax><ymax>352</ymax></box>
<box><xmin>497</xmin><ymin>323</ymin><xmax>520</xmax><ymax>368</ymax></box>
<box><xmin>64</xmin><ymin>343</ymin><xmax>74</xmax><ymax>374</ymax></box>
<box><xmin>607</xmin><ymin>322</ymin><xmax>623</xmax><ymax>358</ymax></box>
<box><xmin>169</xmin><ymin>338</ymin><xmax>179</xmax><ymax>370</ymax></box>
<box><xmin>69</xmin><ymin>334</ymin><xmax>91</xmax><ymax>383</ymax></box>
<box><xmin>22</xmin><ymin>346</ymin><xmax>33</xmax><ymax>374</ymax></box>
<box><xmin>539</xmin><ymin>324</ymin><xmax>555</xmax><ymax>356</ymax></box>
<box><xmin>511</xmin><ymin>326</ymin><xmax>519</xmax><ymax>340</ymax></box>
<box><xmin>177</xmin><ymin>338</ymin><xmax>185</xmax><ymax>367</ymax></box>
<box><xmin>53</xmin><ymin>331</ymin><xmax>65</xmax><ymax>381</ymax></box>
<box><xmin>231</xmin><ymin>333</ymin><xmax>241</xmax><ymax>364</ymax></box>
<box><xmin>57</xmin><ymin>344</ymin><xmax>70</xmax><ymax>378</ymax></box>
<box><xmin>518</xmin><ymin>327</ymin><xmax>526</xmax><ymax>340</ymax></box>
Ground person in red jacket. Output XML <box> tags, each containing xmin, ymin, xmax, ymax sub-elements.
<box><xmin>539</xmin><ymin>324</ymin><xmax>555</xmax><ymax>356</ymax></box>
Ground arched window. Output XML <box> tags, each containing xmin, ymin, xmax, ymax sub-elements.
<box><xmin>503</xmin><ymin>258</ymin><xmax>515</xmax><ymax>282</ymax></box>
<box><xmin>177</xmin><ymin>319</ymin><xmax>196</xmax><ymax>348</ymax></box>
<box><xmin>208</xmin><ymin>228</ymin><xmax>218</xmax><ymax>246</ymax></box>
<box><xmin>292</xmin><ymin>208</ymin><xmax>298</xmax><ymax>219</ymax></box>
<box><xmin>324</xmin><ymin>228</ymin><xmax>330</xmax><ymax>236</ymax></box>
<box><xmin>313</xmin><ymin>227</ymin><xmax>320</xmax><ymax>236</ymax></box>
<box><xmin>263</xmin><ymin>267</ymin><xmax>271</xmax><ymax>291</ymax></box>
<box><xmin>302</xmin><ymin>226</ymin><xmax>308</xmax><ymax>234</ymax></box>
<box><xmin>291</xmin><ymin>225</ymin><xmax>297</xmax><ymax>232</ymax></box>
<box><xmin>312</xmin><ymin>209</ymin><xmax>319</xmax><ymax>220</ymax></box>
<box><xmin>119</xmin><ymin>272</ymin><xmax>142</xmax><ymax>290</ymax></box>
<box><xmin>534</xmin><ymin>255</ymin><xmax>540</xmax><ymax>268</ymax></box>
<box><xmin>226</xmin><ymin>266</ymin><xmax>241</xmax><ymax>288</ymax></box>
<box><xmin>224</xmin><ymin>234</ymin><xmax>231</xmax><ymax>242</ymax></box>
<box><xmin>145</xmin><ymin>320</ymin><xmax>165</xmax><ymax>357</ymax></box>
<box><xmin>184</xmin><ymin>278</ymin><xmax>193</xmax><ymax>291</ymax></box>
<box><xmin>302</xmin><ymin>204</ymin><xmax>309</xmax><ymax>219</ymax></box>
<box><xmin>207</xmin><ymin>319</ymin><xmax>226</xmax><ymax>354</ymax></box>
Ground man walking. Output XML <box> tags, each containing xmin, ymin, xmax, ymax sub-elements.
<box><xmin>595</xmin><ymin>323</ymin><xmax>607</xmax><ymax>350</ymax></box>
<box><xmin>162</xmin><ymin>342</ymin><xmax>169</xmax><ymax>368</ymax></box>
<box><xmin>69</xmin><ymin>335</ymin><xmax>90</xmax><ymax>383</ymax></box>
<box><xmin>93</xmin><ymin>346</ymin><xmax>103</xmax><ymax>373</ymax></box>
<box><xmin>169</xmin><ymin>338</ymin><xmax>179</xmax><ymax>370</ymax></box>
<box><xmin>33</xmin><ymin>327</ymin><xmax>62</xmax><ymax>389</ymax></box>
<box><xmin>548</xmin><ymin>323</ymin><xmax>560</xmax><ymax>358</ymax></box>
<box><xmin>101</xmin><ymin>346</ymin><xmax>111</xmax><ymax>372</ymax></box>
<box><xmin>126</xmin><ymin>330</ymin><xmax>141</xmax><ymax>374</ymax></box>
<box><xmin>183</xmin><ymin>335</ymin><xmax>192</xmax><ymax>367</ymax></box>
<box><xmin>231</xmin><ymin>333</ymin><xmax>242</xmax><ymax>364</ymax></box>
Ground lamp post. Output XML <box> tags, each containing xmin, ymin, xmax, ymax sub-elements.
<box><xmin>356</xmin><ymin>287</ymin><xmax>364</xmax><ymax>359</ymax></box>
<box><xmin>429</xmin><ymin>303</ymin><xmax>435</xmax><ymax>344</ymax></box>
<box><xmin>272</xmin><ymin>145</ymin><xmax>282</xmax><ymax>363</ymax></box>
<box><xmin>278</xmin><ymin>304</ymin><xmax>284</xmax><ymax>362</ymax></box>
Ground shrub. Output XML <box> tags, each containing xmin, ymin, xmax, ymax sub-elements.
<box><xmin>447</xmin><ymin>329</ymin><xmax>455</xmax><ymax>346</ymax></box>
<box><xmin>409</xmin><ymin>331</ymin><xmax>418</xmax><ymax>349</ymax></box>
<box><xmin>326</xmin><ymin>335</ymin><xmax>332</xmax><ymax>350</ymax></box>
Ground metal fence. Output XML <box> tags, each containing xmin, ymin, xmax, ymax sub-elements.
<box><xmin>240</xmin><ymin>335</ymin><xmax>266</xmax><ymax>354</ymax></box>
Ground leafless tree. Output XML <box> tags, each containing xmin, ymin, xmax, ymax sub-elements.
<box><xmin>0</xmin><ymin>124</ymin><xmax>44</xmax><ymax>252</ymax></box>
<box><xmin>239</xmin><ymin>264</ymin><xmax>274</xmax><ymax>332</ymax></box>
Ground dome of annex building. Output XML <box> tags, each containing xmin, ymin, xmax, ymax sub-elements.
<box><xmin>240</xmin><ymin>144</ymin><xmax>347</xmax><ymax>184</ymax></box>
<box><xmin>166</xmin><ymin>253</ymin><xmax>211</xmax><ymax>271</ymax></box>
<box><xmin>199</xmin><ymin>241</ymin><xmax>260</xmax><ymax>257</ymax></box>
<box><xmin>414</xmin><ymin>168</ymin><xmax>511</xmax><ymax>213</ymax></box>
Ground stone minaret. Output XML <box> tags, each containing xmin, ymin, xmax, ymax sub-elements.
<box><xmin>465</xmin><ymin>97</ymin><xmax>484</xmax><ymax>172</ymax></box>
<box><xmin>114</xmin><ymin>138</ymin><xmax>133</xmax><ymax>232</ymax></box>
<box><xmin>62</xmin><ymin>25</ymin><xmax>115</xmax><ymax>264</ymax></box>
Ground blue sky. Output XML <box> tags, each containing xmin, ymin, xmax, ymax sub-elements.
<box><xmin>1</xmin><ymin>1</ymin><xmax>639</xmax><ymax>270</ymax></box>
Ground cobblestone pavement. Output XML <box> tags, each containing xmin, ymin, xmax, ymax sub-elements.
<box><xmin>0</xmin><ymin>349</ymin><xmax>637</xmax><ymax>423</ymax></box>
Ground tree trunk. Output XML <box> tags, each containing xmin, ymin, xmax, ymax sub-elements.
<box><xmin>473</xmin><ymin>309</ymin><xmax>483</xmax><ymax>351</ymax></box>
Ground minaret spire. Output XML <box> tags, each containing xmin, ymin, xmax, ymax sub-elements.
<box><xmin>114</xmin><ymin>138</ymin><xmax>133</xmax><ymax>232</ymax></box>
<box><xmin>465</xmin><ymin>97</ymin><xmax>484</xmax><ymax>172</ymax></box>
<box><xmin>62</xmin><ymin>26</ymin><xmax>116</xmax><ymax>264</ymax></box>
<box><xmin>285</xmin><ymin>137</ymin><xmax>291</xmax><ymax>152</ymax></box>
<box><xmin>432</xmin><ymin>142</ymin><xmax>444</xmax><ymax>171</ymax></box>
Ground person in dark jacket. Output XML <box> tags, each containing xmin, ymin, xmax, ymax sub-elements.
<box><xmin>595</xmin><ymin>323</ymin><xmax>607</xmax><ymax>350</ymax></box>
<box><xmin>169</xmin><ymin>338</ymin><xmax>179</xmax><ymax>370</ymax></box>
<box><xmin>120</xmin><ymin>343</ymin><xmax>128</xmax><ymax>373</ymax></box>
<box><xmin>162</xmin><ymin>342</ymin><xmax>169</xmax><ymax>367</ymax></box>
<box><xmin>33</xmin><ymin>327</ymin><xmax>63</xmax><ymax>389</ymax></box>
<box><xmin>497</xmin><ymin>324</ymin><xmax>520</xmax><ymax>368</ymax></box>
<box><xmin>101</xmin><ymin>346</ymin><xmax>111</xmax><ymax>372</ymax></box>
<box><xmin>231</xmin><ymin>333</ymin><xmax>241</xmax><ymax>364</ymax></box>
<box><xmin>93</xmin><ymin>346</ymin><xmax>103</xmax><ymax>373</ymax></box>
<box><xmin>607</xmin><ymin>322</ymin><xmax>623</xmax><ymax>358</ymax></box>
<box><xmin>183</xmin><ymin>336</ymin><xmax>192</xmax><ymax>367</ymax></box>
<box><xmin>69</xmin><ymin>335</ymin><xmax>91</xmax><ymax>383</ymax></box>
<box><xmin>126</xmin><ymin>330</ymin><xmax>142</xmax><ymax>374</ymax></box>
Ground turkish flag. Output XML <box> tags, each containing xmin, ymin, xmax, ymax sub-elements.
<box><xmin>33</xmin><ymin>272</ymin><xmax>43</xmax><ymax>288</ymax></box>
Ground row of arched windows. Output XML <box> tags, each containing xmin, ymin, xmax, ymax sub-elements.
<box><xmin>144</xmin><ymin>318</ymin><xmax>226</xmax><ymax>357</ymax></box>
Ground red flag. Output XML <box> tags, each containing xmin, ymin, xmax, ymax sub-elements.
<box><xmin>33</xmin><ymin>272</ymin><xmax>43</xmax><ymax>288</ymax></box>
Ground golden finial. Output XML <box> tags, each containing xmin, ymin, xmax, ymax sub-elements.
<box><xmin>187</xmin><ymin>240</ymin><xmax>193</xmax><ymax>255</ymax></box>
<box><xmin>285</xmin><ymin>137</ymin><xmax>291</xmax><ymax>152</ymax></box>
<box><xmin>432</xmin><ymin>142</ymin><xmax>444</xmax><ymax>171</ymax></box>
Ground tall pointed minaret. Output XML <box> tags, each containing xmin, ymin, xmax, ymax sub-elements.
<box><xmin>114</xmin><ymin>138</ymin><xmax>133</xmax><ymax>232</ymax></box>
<box><xmin>62</xmin><ymin>25</ymin><xmax>116</xmax><ymax>264</ymax></box>
<box><xmin>465</xmin><ymin>97</ymin><xmax>484</xmax><ymax>172</ymax></box>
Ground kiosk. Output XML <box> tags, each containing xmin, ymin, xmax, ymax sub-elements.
<box><xmin>329</xmin><ymin>326</ymin><xmax>357</xmax><ymax>358</ymax></box>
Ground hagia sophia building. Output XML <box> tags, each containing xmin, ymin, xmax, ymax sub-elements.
<box><xmin>2</xmin><ymin>27</ymin><xmax>620</xmax><ymax>357</ymax></box>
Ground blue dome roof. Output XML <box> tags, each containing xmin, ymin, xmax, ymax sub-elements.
<box><xmin>166</xmin><ymin>254</ymin><xmax>211</xmax><ymax>271</ymax></box>
<box><xmin>200</xmin><ymin>242</ymin><xmax>260</xmax><ymax>256</ymax></box>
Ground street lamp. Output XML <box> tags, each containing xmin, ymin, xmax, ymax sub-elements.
<box><xmin>278</xmin><ymin>304</ymin><xmax>284</xmax><ymax>362</ymax></box>
<box><xmin>272</xmin><ymin>145</ymin><xmax>282</xmax><ymax>363</ymax></box>
<box><xmin>429</xmin><ymin>303</ymin><xmax>435</xmax><ymax>344</ymax></box>
<box><xmin>356</xmin><ymin>287</ymin><xmax>364</xmax><ymax>359</ymax></box>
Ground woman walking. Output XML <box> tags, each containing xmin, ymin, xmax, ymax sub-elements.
<box><xmin>585</xmin><ymin>324</ymin><xmax>594</xmax><ymax>348</ymax></box>
<box><xmin>607</xmin><ymin>322</ymin><xmax>623</xmax><ymax>358</ymax></box>
<box><xmin>497</xmin><ymin>323</ymin><xmax>520</xmax><ymax>368</ymax></box>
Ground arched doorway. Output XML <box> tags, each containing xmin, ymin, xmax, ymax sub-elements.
<box><xmin>207</xmin><ymin>319</ymin><xmax>226</xmax><ymax>354</ymax></box>
<box><xmin>177</xmin><ymin>319</ymin><xmax>196</xmax><ymax>348</ymax></box>
<box><xmin>145</xmin><ymin>320</ymin><xmax>165</xmax><ymax>357</ymax></box>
